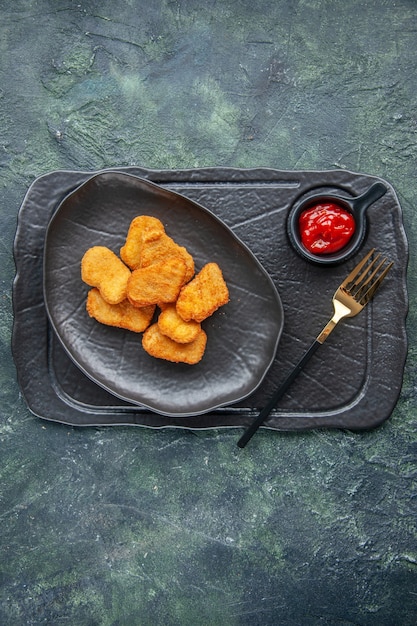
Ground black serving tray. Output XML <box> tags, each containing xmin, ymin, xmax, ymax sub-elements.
<box><xmin>12</xmin><ymin>167</ymin><xmax>408</xmax><ymax>431</ymax></box>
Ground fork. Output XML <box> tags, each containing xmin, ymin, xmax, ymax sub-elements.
<box><xmin>237</xmin><ymin>248</ymin><xmax>393</xmax><ymax>448</ymax></box>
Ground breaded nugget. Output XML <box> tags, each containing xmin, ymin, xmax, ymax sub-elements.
<box><xmin>86</xmin><ymin>288</ymin><xmax>155</xmax><ymax>333</ymax></box>
<box><xmin>142</xmin><ymin>323</ymin><xmax>207</xmax><ymax>364</ymax></box>
<box><xmin>120</xmin><ymin>215</ymin><xmax>195</xmax><ymax>283</ymax></box>
<box><xmin>120</xmin><ymin>215</ymin><xmax>165</xmax><ymax>269</ymax></box>
<box><xmin>176</xmin><ymin>262</ymin><xmax>229</xmax><ymax>322</ymax></box>
<box><xmin>140</xmin><ymin>232</ymin><xmax>195</xmax><ymax>284</ymax></box>
<box><xmin>81</xmin><ymin>246</ymin><xmax>131</xmax><ymax>304</ymax></box>
<box><xmin>157</xmin><ymin>303</ymin><xmax>201</xmax><ymax>344</ymax></box>
<box><xmin>127</xmin><ymin>256</ymin><xmax>187</xmax><ymax>307</ymax></box>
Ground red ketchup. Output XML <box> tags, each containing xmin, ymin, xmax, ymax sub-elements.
<box><xmin>299</xmin><ymin>203</ymin><xmax>355</xmax><ymax>254</ymax></box>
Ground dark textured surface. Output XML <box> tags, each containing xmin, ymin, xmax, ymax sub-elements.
<box><xmin>2</xmin><ymin>2</ymin><xmax>417</xmax><ymax>625</ymax></box>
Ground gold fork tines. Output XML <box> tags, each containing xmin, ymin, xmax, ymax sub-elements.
<box><xmin>343</xmin><ymin>249</ymin><xmax>393</xmax><ymax>306</ymax></box>
<box><xmin>316</xmin><ymin>249</ymin><xmax>393</xmax><ymax>344</ymax></box>
<box><xmin>237</xmin><ymin>248</ymin><xmax>393</xmax><ymax>448</ymax></box>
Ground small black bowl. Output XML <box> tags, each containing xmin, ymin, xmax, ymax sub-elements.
<box><xmin>287</xmin><ymin>181</ymin><xmax>387</xmax><ymax>266</ymax></box>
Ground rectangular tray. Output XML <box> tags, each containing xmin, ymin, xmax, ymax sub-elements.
<box><xmin>12</xmin><ymin>167</ymin><xmax>408</xmax><ymax>431</ymax></box>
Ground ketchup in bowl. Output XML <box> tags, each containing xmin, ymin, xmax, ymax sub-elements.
<box><xmin>299</xmin><ymin>202</ymin><xmax>355</xmax><ymax>255</ymax></box>
<box><xmin>287</xmin><ymin>181</ymin><xmax>387</xmax><ymax>265</ymax></box>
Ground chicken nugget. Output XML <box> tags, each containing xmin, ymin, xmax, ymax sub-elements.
<box><xmin>140</xmin><ymin>232</ymin><xmax>195</xmax><ymax>284</ymax></box>
<box><xmin>142</xmin><ymin>323</ymin><xmax>207</xmax><ymax>364</ymax></box>
<box><xmin>127</xmin><ymin>256</ymin><xmax>187</xmax><ymax>307</ymax></box>
<box><xmin>176</xmin><ymin>262</ymin><xmax>229</xmax><ymax>322</ymax></box>
<box><xmin>157</xmin><ymin>303</ymin><xmax>201</xmax><ymax>344</ymax></box>
<box><xmin>86</xmin><ymin>288</ymin><xmax>155</xmax><ymax>333</ymax></box>
<box><xmin>120</xmin><ymin>215</ymin><xmax>166</xmax><ymax>269</ymax></box>
<box><xmin>81</xmin><ymin>246</ymin><xmax>131</xmax><ymax>304</ymax></box>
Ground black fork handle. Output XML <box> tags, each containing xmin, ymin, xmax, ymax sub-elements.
<box><xmin>237</xmin><ymin>339</ymin><xmax>322</xmax><ymax>448</ymax></box>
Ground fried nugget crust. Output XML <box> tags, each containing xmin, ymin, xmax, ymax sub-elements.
<box><xmin>120</xmin><ymin>215</ymin><xmax>195</xmax><ymax>283</ymax></box>
<box><xmin>176</xmin><ymin>262</ymin><xmax>229</xmax><ymax>322</ymax></box>
<box><xmin>127</xmin><ymin>256</ymin><xmax>187</xmax><ymax>307</ymax></box>
<box><xmin>142</xmin><ymin>323</ymin><xmax>207</xmax><ymax>364</ymax></box>
<box><xmin>140</xmin><ymin>232</ymin><xmax>195</xmax><ymax>284</ymax></box>
<box><xmin>81</xmin><ymin>246</ymin><xmax>131</xmax><ymax>304</ymax></box>
<box><xmin>120</xmin><ymin>215</ymin><xmax>165</xmax><ymax>270</ymax></box>
<box><xmin>157</xmin><ymin>303</ymin><xmax>201</xmax><ymax>344</ymax></box>
<box><xmin>86</xmin><ymin>288</ymin><xmax>155</xmax><ymax>333</ymax></box>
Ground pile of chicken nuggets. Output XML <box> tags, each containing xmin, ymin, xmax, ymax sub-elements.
<box><xmin>80</xmin><ymin>215</ymin><xmax>229</xmax><ymax>364</ymax></box>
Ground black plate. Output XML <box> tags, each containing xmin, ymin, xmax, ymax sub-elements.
<box><xmin>12</xmin><ymin>167</ymin><xmax>408</xmax><ymax>431</ymax></box>
<box><xmin>43</xmin><ymin>172</ymin><xmax>284</xmax><ymax>416</ymax></box>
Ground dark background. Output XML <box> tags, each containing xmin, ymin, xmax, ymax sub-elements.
<box><xmin>1</xmin><ymin>1</ymin><xmax>416</xmax><ymax>624</ymax></box>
